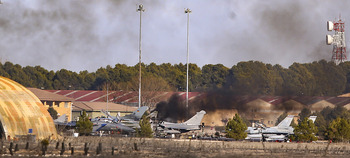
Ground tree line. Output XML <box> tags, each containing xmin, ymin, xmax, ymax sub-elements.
<box><xmin>2</xmin><ymin>60</ymin><xmax>350</xmax><ymax>96</ymax></box>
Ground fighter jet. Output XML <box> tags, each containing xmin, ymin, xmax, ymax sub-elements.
<box><xmin>101</xmin><ymin>106</ymin><xmax>149</xmax><ymax>129</ymax></box>
<box><xmin>246</xmin><ymin>115</ymin><xmax>317</xmax><ymax>142</ymax></box>
<box><xmin>91</xmin><ymin>119</ymin><xmax>135</xmax><ymax>134</ymax></box>
<box><xmin>54</xmin><ymin>113</ymin><xmax>134</xmax><ymax>134</ymax></box>
<box><xmin>54</xmin><ymin>114</ymin><xmax>76</xmax><ymax>127</ymax></box>
<box><xmin>158</xmin><ymin>110</ymin><xmax>206</xmax><ymax>134</ymax></box>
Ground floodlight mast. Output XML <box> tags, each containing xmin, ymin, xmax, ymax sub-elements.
<box><xmin>137</xmin><ymin>4</ymin><xmax>145</xmax><ymax>108</ymax></box>
<box><xmin>185</xmin><ymin>8</ymin><xmax>191</xmax><ymax>112</ymax></box>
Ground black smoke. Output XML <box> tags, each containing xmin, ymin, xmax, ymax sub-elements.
<box><xmin>154</xmin><ymin>89</ymin><xmax>253</xmax><ymax>122</ymax></box>
<box><xmin>155</xmin><ymin>94</ymin><xmax>187</xmax><ymax>122</ymax></box>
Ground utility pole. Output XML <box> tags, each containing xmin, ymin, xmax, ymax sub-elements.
<box><xmin>185</xmin><ymin>8</ymin><xmax>191</xmax><ymax>112</ymax></box>
<box><xmin>137</xmin><ymin>4</ymin><xmax>145</xmax><ymax>108</ymax></box>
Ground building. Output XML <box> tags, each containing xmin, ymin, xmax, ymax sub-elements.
<box><xmin>28</xmin><ymin>88</ymin><xmax>74</xmax><ymax>122</ymax></box>
<box><xmin>46</xmin><ymin>90</ymin><xmax>203</xmax><ymax>108</ymax></box>
<box><xmin>72</xmin><ymin>101</ymin><xmax>138</xmax><ymax>120</ymax></box>
<box><xmin>0</xmin><ymin>77</ymin><xmax>58</xmax><ymax>140</ymax></box>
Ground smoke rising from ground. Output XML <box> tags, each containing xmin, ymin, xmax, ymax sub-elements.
<box><xmin>155</xmin><ymin>90</ymin><xmax>251</xmax><ymax>122</ymax></box>
<box><xmin>0</xmin><ymin>1</ymin><xmax>349</xmax><ymax>72</ymax></box>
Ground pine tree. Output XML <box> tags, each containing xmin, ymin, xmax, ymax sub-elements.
<box><xmin>76</xmin><ymin>111</ymin><xmax>93</xmax><ymax>135</ymax></box>
<box><xmin>225</xmin><ymin>114</ymin><xmax>247</xmax><ymax>140</ymax></box>
<box><xmin>326</xmin><ymin>117</ymin><xmax>350</xmax><ymax>142</ymax></box>
<box><xmin>137</xmin><ymin>112</ymin><xmax>153</xmax><ymax>138</ymax></box>
<box><xmin>275</xmin><ymin>112</ymin><xmax>288</xmax><ymax>126</ymax></box>
<box><xmin>293</xmin><ymin>117</ymin><xmax>318</xmax><ymax>142</ymax></box>
<box><xmin>47</xmin><ymin>107</ymin><xmax>58</xmax><ymax>119</ymax></box>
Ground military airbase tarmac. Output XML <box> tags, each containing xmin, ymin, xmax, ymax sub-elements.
<box><xmin>0</xmin><ymin>136</ymin><xmax>349</xmax><ymax>157</ymax></box>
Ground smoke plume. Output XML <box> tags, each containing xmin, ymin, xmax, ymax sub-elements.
<box><xmin>0</xmin><ymin>1</ymin><xmax>349</xmax><ymax>72</ymax></box>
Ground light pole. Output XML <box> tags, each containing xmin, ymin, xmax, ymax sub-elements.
<box><xmin>185</xmin><ymin>8</ymin><xmax>191</xmax><ymax>111</ymax></box>
<box><xmin>137</xmin><ymin>4</ymin><xmax>145</xmax><ymax>108</ymax></box>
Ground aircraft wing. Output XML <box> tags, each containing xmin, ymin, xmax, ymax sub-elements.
<box><xmin>54</xmin><ymin>114</ymin><xmax>67</xmax><ymax>124</ymax></box>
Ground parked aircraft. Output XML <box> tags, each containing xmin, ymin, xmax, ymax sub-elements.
<box><xmin>91</xmin><ymin>120</ymin><xmax>135</xmax><ymax>134</ymax></box>
<box><xmin>245</xmin><ymin>115</ymin><xmax>317</xmax><ymax>142</ymax></box>
<box><xmin>158</xmin><ymin>110</ymin><xmax>206</xmax><ymax>134</ymax></box>
<box><xmin>101</xmin><ymin>106</ymin><xmax>149</xmax><ymax>129</ymax></box>
<box><xmin>54</xmin><ymin>114</ymin><xmax>76</xmax><ymax>127</ymax></box>
<box><xmin>54</xmin><ymin>113</ymin><xmax>135</xmax><ymax>134</ymax></box>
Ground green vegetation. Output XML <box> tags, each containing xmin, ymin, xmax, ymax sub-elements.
<box><xmin>40</xmin><ymin>138</ymin><xmax>49</xmax><ymax>146</ymax></box>
<box><xmin>47</xmin><ymin>107</ymin><xmax>58</xmax><ymax>119</ymax></box>
<box><xmin>2</xmin><ymin>60</ymin><xmax>350</xmax><ymax>96</ymax></box>
<box><xmin>311</xmin><ymin>106</ymin><xmax>350</xmax><ymax>139</ymax></box>
<box><xmin>292</xmin><ymin>117</ymin><xmax>318</xmax><ymax>142</ymax></box>
<box><xmin>275</xmin><ymin>112</ymin><xmax>288</xmax><ymax>126</ymax></box>
<box><xmin>326</xmin><ymin>118</ymin><xmax>350</xmax><ymax>142</ymax></box>
<box><xmin>298</xmin><ymin>108</ymin><xmax>311</xmax><ymax>123</ymax></box>
<box><xmin>136</xmin><ymin>112</ymin><xmax>153</xmax><ymax>138</ymax></box>
<box><xmin>225</xmin><ymin>114</ymin><xmax>247</xmax><ymax>140</ymax></box>
<box><xmin>76</xmin><ymin>111</ymin><xmax>93</xmax><ymax>135</ymax></box>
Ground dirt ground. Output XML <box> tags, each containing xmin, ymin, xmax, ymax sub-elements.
<box><xmin>0</xmin><ymin>137</ymin><xmax>349</xmax><ymax>157</ymax></box>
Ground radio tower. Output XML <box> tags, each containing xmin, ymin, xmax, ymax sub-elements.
<box><xmin>326</xmin><ymin>16</ymin><xmax>347</xmax><ymax>65</ymax></box>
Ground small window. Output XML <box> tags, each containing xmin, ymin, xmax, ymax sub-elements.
<box><xmin>64</xmin><ymin>102</ymin><xmax>68</xmax><ymax>108</ymax></box>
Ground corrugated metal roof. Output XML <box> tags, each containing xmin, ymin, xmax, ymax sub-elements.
<box><xmin>28</xmin><ymin>88</ymin><xmax>74</xmax><ymax>102</ymax></box>
<box><xmin>73</xmin><ymin>101</ymin><xmax>137</xmax><ymax>112</ymax></box>
<box><xmin>46</xmin><ymin>90</ymin><xmax>204</xmax><ymax>104</ymax></box>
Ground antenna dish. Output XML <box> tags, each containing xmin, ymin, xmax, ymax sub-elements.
<box><xmin>327</xmin><ymin>21</ymin><xmax>334</xmax><ymax>31</ymax></box>
<box><xmin>326</xmin><ymin>35</ymin><xmax>333</xmax><ymax>45</ymax></box>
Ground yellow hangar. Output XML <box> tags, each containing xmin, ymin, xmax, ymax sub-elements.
<box><xmin>0</xmin><ymin>76</ymin><xmax>57</xmax><ymax>140</ymax></box>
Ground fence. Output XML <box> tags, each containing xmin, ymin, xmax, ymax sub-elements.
<box><xmin>0</xmin><ymin>136</ymin><xmax>349</xmax><ymax>157</ymax></box>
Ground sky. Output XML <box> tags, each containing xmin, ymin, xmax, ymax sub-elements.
<box><xmin>0</xmin><ymin>0</ymin><xmax>348</xmax><ymax>72</ymax></box>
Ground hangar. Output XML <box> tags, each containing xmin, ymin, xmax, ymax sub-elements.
<box><xmin>0</xmin><ymin>76</ymin><xmax>57</xmax><ymax>140</ymax></box>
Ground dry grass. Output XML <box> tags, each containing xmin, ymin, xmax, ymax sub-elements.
<box><xmin>0</xmin><ymin>137</ymin><xmax>349</xmax><ymax>157</ymax></box>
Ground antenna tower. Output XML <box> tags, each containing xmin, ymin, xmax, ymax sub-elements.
<box><xmin>326</xmin><ymin>17</ymin><xmax>347</xmax><ymax>64</ymax></box>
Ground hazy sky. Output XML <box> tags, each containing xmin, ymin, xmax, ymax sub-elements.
<box><xmin>0</xmin><ymin>0</ymin><xmax>348</xmax><ymax>72</ymax></box>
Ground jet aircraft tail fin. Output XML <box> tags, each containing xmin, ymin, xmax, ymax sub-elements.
<box><xmin>276</xmin><ymin>115</ymin><xmax>294</xmax><ymax>128</ymax></box>
<box><xmin>125</xmin><ymin>106</ymin><xmax>149</xmax><ymax>120</ymax></box>
<box><xmin>308</xmin><ymin>116</ymin><xmax>317</xmax><ymax>123</ymax></box>
<box><xmin>183</xmin><ymin>110</ymin><xmax>206</xmax><ymax>125</ymax></box>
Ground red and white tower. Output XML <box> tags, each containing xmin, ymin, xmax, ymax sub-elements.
<box><xmin>326</xmin><ymin>17</ymin><xmax>347</xmax><ymax>64</ymax></box>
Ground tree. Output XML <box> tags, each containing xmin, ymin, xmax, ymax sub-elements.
<box><xmin>293</xmin><ymin>117</ymin><xmax>318</xmax><ymax>142</ymax></box>
<box><xmin>136</xmin><ymin>112</ymin><xmax>153</xmax><ymax>138</ymax></box>
<box><xmin>282</xmin><ymin>63</ymin><xmax>315</xmax><ymax>96</ymax></box>
<box><xmin>225</xmin><ymin>114</ymin><xmax>247</xmax><ymax>140</ymax></box>
<box><xmin>76</xmin><ymin>111</ymin><xmax>93</xmax><ymax>135</ymax></box>
<box><xmin>227</xmin><ymin>61</ymin><xmax>276</xmax><ymax>95</ymax></box>
<box><xmin>275</xmin><ymin>112</ymin><xmax>288</xmax><ymax>126</ymax></box>
<box><xmin>201</xmin><ymin>64</ymin><xmax>229</xmax><ymax>90</ymax></box>
<box><xmin>47</xmin><ymin>107</ymin><xmax>58</xmax><ymax>119</ymax></box>
<box><xmin>326</xmin><ymin>118</ymin><xmax>350</xmax><ymax>142</ymax></box>
<box><xmin>312</xmin><ymin>111</ymin><xmax>327</xmax><ymax>139</ymax></box>
<box><xmin>298</xmin><ymin>108</ymin><xmax>311</xmax><ymax>123</ymax></box>
<box><xmin>308</xmin><ymin>60</ymin><xmax>346</xmax><ymax>96</ymax></box>
<box><xmin>113</xmin><ymin>75</ymin><xmax>172</xmax><ymax>108</ymax></box>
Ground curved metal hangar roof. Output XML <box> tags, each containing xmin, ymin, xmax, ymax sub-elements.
<box><xmin>0</xmin><ymin>76</ymin><xmax>57</xmax><ymax>140</ymax></box>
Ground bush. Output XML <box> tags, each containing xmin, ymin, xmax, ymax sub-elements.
<box><xmin>225</xmin><ymin>114</ymin><xmax>247</xmax><ymax>140</ymax></box>
<box><xmin>293</xmin><ymin>117</ymin><xmax>318</xmax><ymax>142</ymax></box>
